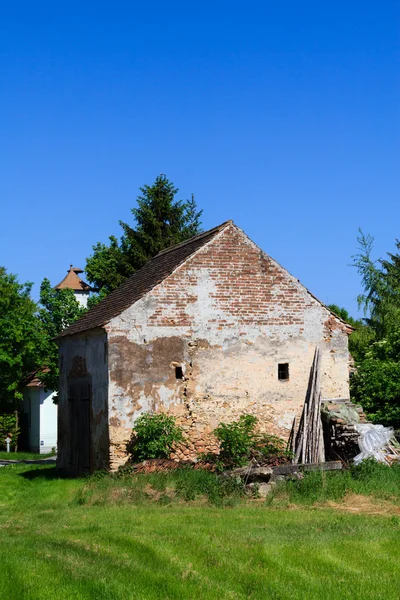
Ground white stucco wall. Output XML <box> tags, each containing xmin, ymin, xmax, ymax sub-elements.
<box><xmin>39</xmin><ymin>389</ymin><xmax>58</xmax><ymax>453</ymax></box>
<box><xmin>21</xmin><ymin>388</ymin><xmax>57</xmax><ymax>453</ymax></box>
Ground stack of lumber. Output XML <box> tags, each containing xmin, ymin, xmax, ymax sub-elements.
<box><xmin>287</xmin><ymin>347</ymin><xmax>325</xmax><ymax>464</ymax></box>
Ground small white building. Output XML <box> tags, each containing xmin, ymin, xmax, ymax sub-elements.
<box><xmin>21</xmin><ymin>266</ymin><xmax>92</xmax><ymax>453</ymax></box>
<box><xmin>21</xmin><ymin>373</ymin><xmax>58</xmax><ymax>454</ymax></box>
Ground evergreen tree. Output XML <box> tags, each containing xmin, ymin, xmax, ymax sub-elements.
<box><xmin>85</xmin><ymin>175</ymin><xmax>203</xmax><ymax>294</ymax></box>
<box><xmin>352</xmin><ymin>230</ymin><xmax>400</xmax><ymax>339</ymax></box>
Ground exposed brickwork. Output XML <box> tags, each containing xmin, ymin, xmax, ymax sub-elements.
<box><xmin>146</xmin><ymin>227</ymin><xmax>313</xmax><ymax>331</ymax></box>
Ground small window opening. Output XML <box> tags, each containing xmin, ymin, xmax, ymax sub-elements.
<box><xmin>278</xmin><ymin>363</ymin><xmax>289</xmax><ymax>381</ymax></box>
<box><xmin>175</xmin><ymin>366</ymin><xmax>183</xmax><ymax>380</ymax></box>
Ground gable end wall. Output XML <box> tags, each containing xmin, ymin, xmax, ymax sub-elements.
<box><xmin>106</xmin><ymin>224</ymin><xmax>350</xmax><ymax>469</ymax></box>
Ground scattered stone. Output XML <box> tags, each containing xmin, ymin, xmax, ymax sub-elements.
<box><xmin>246</xmin><ymin>482</ymin><xmax>276</xmax><ymax>497</ymax></box>
<box><xmin>271</xmin><ymin>474</ymin><xmax>286</xmax><ymax>483</ymax></box>
<box><xmin>222</xmin><ymin>465</ymin><xmax>273</xmax><ymax>483</ymax></box>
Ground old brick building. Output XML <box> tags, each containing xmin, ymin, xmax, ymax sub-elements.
<box><xmin>57</xmin><ymin>221</ymin><xmax>352</xmax><ymax>475</ymax></box>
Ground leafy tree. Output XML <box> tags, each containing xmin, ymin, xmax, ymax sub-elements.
<box><xmin>351</xmin><ymin>327</ymin><xmax>400</xmax><ymax>427</ymax></box>
<box><xmin>350</xmin><ymin>232</ymin><xmax>400</xmax><ymax>425</ymax></box>
<box><xmin>327</xmin><ymin>304</ymin><xmax>362</xmax><ymax>329</ymax></box>
<box><xmin>37</xmin><ymin>279</ymin><xmax>86</xmax><ymax>393</ymax></box>
<box><xmin>0</xmin><ymin>268</ymin><xmax>43</xmax><ymax>410</ymax></box>
<box><xmin>85</xmin><ymin>175</ymin><xmax>202</xmax><ymax>294</ymax></box>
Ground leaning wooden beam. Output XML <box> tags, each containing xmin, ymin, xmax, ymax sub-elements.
<box><xmin>293</xmin><ymin>346</ymin><xmax>325</xmax><ymax>465</ymax></box>
<box><xmin>287</xmin><ymin>416</ymin><xmax>296</xmax><ymax>457</ymax></box>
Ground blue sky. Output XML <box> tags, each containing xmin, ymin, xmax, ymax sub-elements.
<box><xmin>1</xmin><ymin>1</ymin><xmax>398</xmax><ymax>316</ymax></box>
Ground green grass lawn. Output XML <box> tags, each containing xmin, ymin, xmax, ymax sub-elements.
<box><xmin>0</xmin><ymin>464</ymin><xmax>399</xmax><ymax>600</ymax></box>
<box><xmin>0</xmin><ymin>451</ymin><xmax>56</xmax><ymax>461</ymax></box>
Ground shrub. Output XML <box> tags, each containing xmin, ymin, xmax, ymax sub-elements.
<box><xmin>255</xmin><ymin>433</ymin><xmax>290</xmax><ymax>463</ymax></box>
<box><xmin>213</xmin><ymin>414</ymin><xmax>290</xmax><ymax>469</ymax></box>
<box><xmin>214</xmin><ymin>414</ymin><xmax>258</xmax><ymax>468</ymax></box>
<box><xmin>126</xmin><ymin>413</ymin><xmax>184</xmax><ymax>462</ymax></box>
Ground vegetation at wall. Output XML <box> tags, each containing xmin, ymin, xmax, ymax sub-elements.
<box><xmin>126</xmin><ymin>413</ymin><xmax>185</xmax><ymax>462</ymax></box>
<box><xmin>212</xmin><ymin>414</ymin><xmax>290</xmax><ymax>469</ymax></box>
<box><xmin>1</xmin><ymin>463</ymin><xmax>400</xmax><ymax>600</ymax></box>
<box><xmin>85</xmin><ymin>174</ymin><xmax>203</xmax><ymax>295</ymax></box>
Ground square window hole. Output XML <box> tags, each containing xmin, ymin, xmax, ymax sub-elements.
<box><xmin>175</xmin><ymin>366</ymin><xmax>183</xmax><ymax>380</ymax></box>
<box><xmin>278</xmin><ymin>363</ymin><xmax>289</xmax><ymax>380</ymax></box>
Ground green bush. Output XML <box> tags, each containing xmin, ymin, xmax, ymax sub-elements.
<box><xmin>0</xmin><ymin>413</ymin><xmax>20</xmax><ymax>450</ymax></box>
<box><xmin>126</xmin><ymin>413</ymin><xmax>184</xmax><ymax>462</ymax></box>
<box><xmin>255</xmin><ymin>433</ymin><xmax>289</xmax><ymax>462</ymax></box>
<box><xmin>214</xmin><ymin>414</ymin><xmax>258</xmax><ymax>468</ymax></box>
<box><xmin>212</xmin><ymin>414</ymin><xmax>290</xmax><ymax>469</ymax></box>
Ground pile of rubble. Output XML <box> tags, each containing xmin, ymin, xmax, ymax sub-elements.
<box><xmin>222</xmin><ymin>461</ymin><xmax>342</xmax><ymax>497</ymax></box>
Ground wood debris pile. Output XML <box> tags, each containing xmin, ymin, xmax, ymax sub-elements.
<box><xmin>321</xmin><ymin>400</ymin><xmax>367</xmax><ymax>462</ymax></box>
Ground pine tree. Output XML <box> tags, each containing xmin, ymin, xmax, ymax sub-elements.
<box><xmin>85</xmin><ymin>175</ymin><xmax>202</xmax><ymax>294</ymax></box>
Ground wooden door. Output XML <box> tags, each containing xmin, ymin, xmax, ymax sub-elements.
<box><xmin>68</xmin><ymin>377</ymin><xmax>92</xmax><ymax>475</ymax></box>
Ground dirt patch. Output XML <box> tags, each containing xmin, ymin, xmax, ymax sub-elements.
<box><xmin>321</xmin><ymin>493</ymin><xmax>400</xmax><ymax>516</ymax></box>
<box><xmin>143</xmin><ymin>483</ymin><xmax>176</xmax><ymax>502</ymax></box>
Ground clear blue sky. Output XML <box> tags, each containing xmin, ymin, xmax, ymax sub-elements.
<box><xmin>1</xmin><ymin>1</ymin><xmax>398</xmax><ymax>316</ymax></box>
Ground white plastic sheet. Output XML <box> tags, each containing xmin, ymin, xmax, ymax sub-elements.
<box><xmin>353</xmin><ymin>423</ymin><xmax>397</xmax><ymax>465</ymax></box>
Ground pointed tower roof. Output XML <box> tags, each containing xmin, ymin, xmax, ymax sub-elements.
<box><xmin>55</xmin><ymin>266</ymin><xmax>92</xmax><ymax>292</ymax></box>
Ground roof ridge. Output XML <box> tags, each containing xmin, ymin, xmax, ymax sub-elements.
<box><xmin>155</xmin><ymin>220</ymin><xmax>233</xmax><ymax>258</ymax></box>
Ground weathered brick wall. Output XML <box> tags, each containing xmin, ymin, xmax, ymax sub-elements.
<box><xmin>106</xmin><ymin>224</ymin><xmax>350</xmax><ymax>470</ymax></box>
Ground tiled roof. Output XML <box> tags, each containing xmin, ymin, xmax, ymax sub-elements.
<box><xmin>55</xmin><ymin>266</ymin><xmax>92</xmax><ymax>292</ymax></box>
<box><xmin>57</xmin><ymin>221</ymin><xmax>231</xmax><ymax>339</ymax></box>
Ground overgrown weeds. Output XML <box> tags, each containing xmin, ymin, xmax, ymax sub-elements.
<box><xmin>206</xmin><ymin>414</ymin><xmax>291</xmax><ymax>470</ymax></box>
<box><xmin>271</xmin><ymin>459</ymin><xmax>400</xmax><ymax>505</ymax></box>
<box><xmin>74</xmin><ymin>467</ymin><xmax>245</xmax><ymax>507</ymax></box>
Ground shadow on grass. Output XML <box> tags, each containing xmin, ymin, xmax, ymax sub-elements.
<box><xmin>19</xmin><ymin>467</ymin><xmax>77</xmax><ymax>481</ymax></box>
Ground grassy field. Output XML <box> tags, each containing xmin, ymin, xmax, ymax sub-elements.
<box><xmin>0</xmin><ymin>451</ymin><xmax>56</xmax><ymax>461</ymax></box>
<box><xmin>0</xmin><ymin>463</ymin><xmax>399</xmax><ymax>600</ymax></box>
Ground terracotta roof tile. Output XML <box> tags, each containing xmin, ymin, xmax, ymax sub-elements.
<box><xmin>55</xmin><ymin>266</ymin><xmax>92</xmax><ymax>292</ymax></box>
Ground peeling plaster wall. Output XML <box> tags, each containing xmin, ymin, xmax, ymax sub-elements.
<box><xmin>58</xmin><ymin>329</ymin><xmax>108</xmax><ymax>474</ymax></box>
<box><xmin>106</xmin><ymin>225</ymin><xmax>350</xmax><ymax>469</ymax></box>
